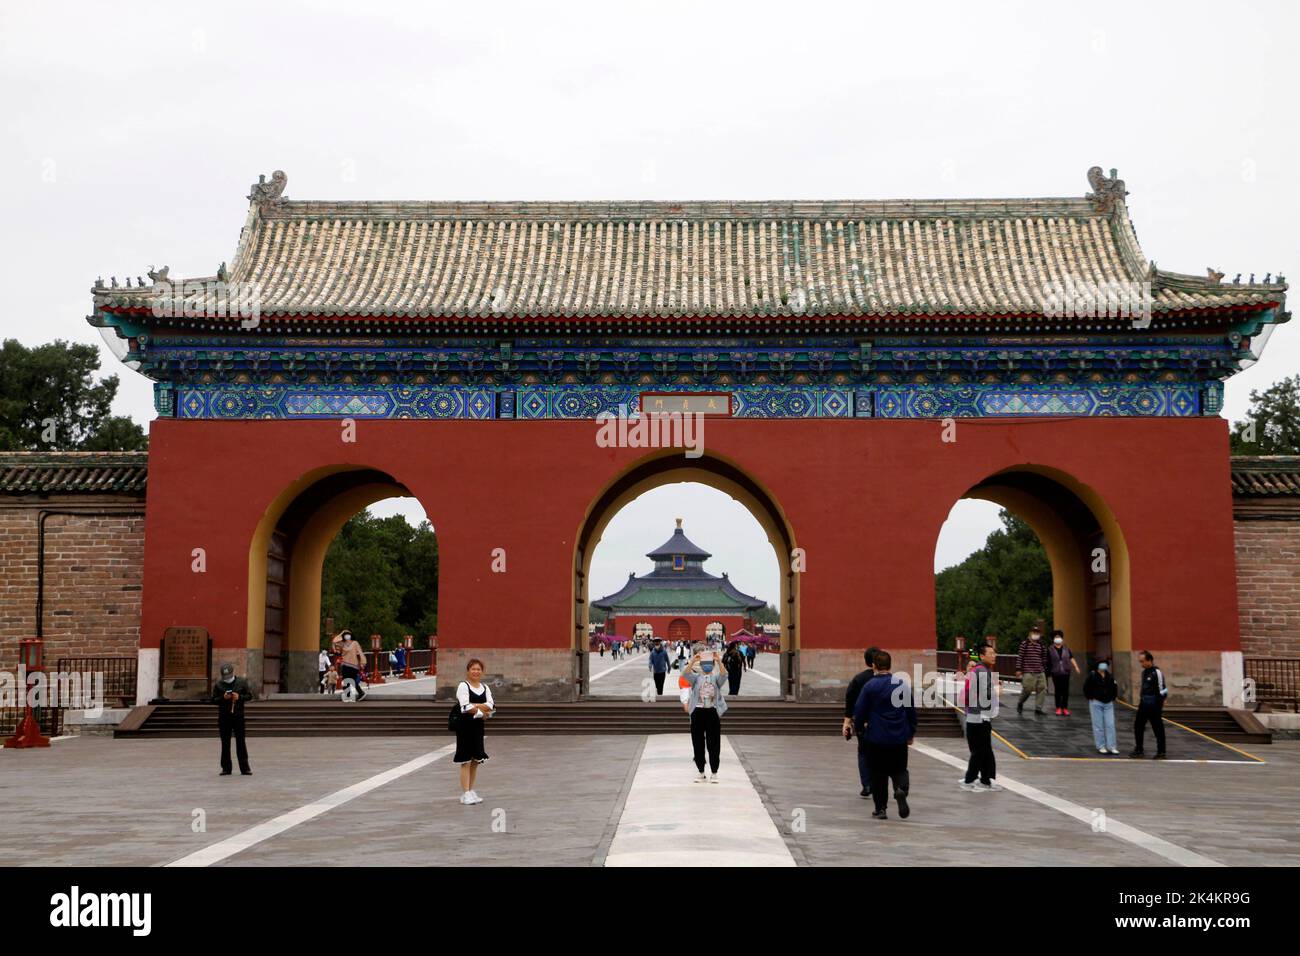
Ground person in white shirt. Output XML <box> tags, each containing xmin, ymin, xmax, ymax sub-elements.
<box><xmin>318</xmin><ymin>648</ymin><xmax>331</xmax><ymax>693</ymax></box>
<box><xmin>454</xmin><ymin>659</ymin><xmax>495</xmax><ymax>804</ymax></box>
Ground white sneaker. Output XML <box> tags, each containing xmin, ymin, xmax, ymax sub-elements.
<box><xmin>1098</xmin><ymin>747</ymin><xmax>1108</xmax><ymax>754</ymax></box>
<box><xmin>695</xmin><ymin>772</ymin><xmax>706</xmax><ymax>783</ymax></box>
<box><xmin>468</xmin><ymin>790</ymin><xmax>484</xmax><ymax>804</ymax></box>
<box><xmin>710</xmin><ymin>773</ymin><xmax>719</xmax><ymax>784</ymax></box>
<box><xmin>978</xmin><ymin>781</ymin><xmax>1005</xmax><ymax>792</ymax></box>
<box><xmin>958</xmin><ymin>781</ymin><xmax>979</xmax><ymax>792</ymax></box>
<box><xmin>1108</xmin><ymin>748</ymin><xmax>1120</xmax><ymax>755</ymax></box>
<box><xmin>459</xmin><ymin>792</ymin><xmax>473</xmax><ymax>804</ymax></box>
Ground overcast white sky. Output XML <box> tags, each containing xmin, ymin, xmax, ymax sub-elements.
<box><xmin>2</xmin><ymin>0</ymin><xmax>1295</xmax><ymax>585</ymax></box>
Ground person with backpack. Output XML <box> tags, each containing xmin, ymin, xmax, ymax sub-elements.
<box><xmin>1130</xmin><ymin>650</ymin><xmax>1169</xmax><ymax>759</ymax></box>
<box><xmin>452</xmin><ymin>658</ymin><xmax>495</xmax><ymax>804</ymax></box>
<box><xmin>1048</xmin><ymin>630</ymin><xmax>1081</xmax><ymax>715</ymax></box>
<box><xmin>1015</xmin><ymin>623</ymin><xmax>1049</xmax><ymax>715</ymax></box>
<box><xmin>852</xmin><ymin>650</ymin><xmax>917</xmax><ymax>820</ymax></box>
<box><xmin>961</xmin><ymin>643</ymin><xmax>1004</xmax><ymax>792</ymax></box>
<box><xmin>1083</xmin><ymin>660</ymin><xmax>1120</xmax><ymax>754</ymax></box>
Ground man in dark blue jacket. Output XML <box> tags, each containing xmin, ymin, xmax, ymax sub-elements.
<box><xmin>853</xmin><ymin>651</ymin><xmax>918</xmax><ymax>820</ymax></box>
<box><xmin>648</xmin><ymin>640</ymin><xmax>670</xmax><ymax>695</ymax></box>
<box><xmin>1130</xmin><ymin>650</ymin><xmax>1169</xmax><ymax>759</ymax></box>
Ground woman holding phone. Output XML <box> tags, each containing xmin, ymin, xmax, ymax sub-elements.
<box><xmin>683</xmin><ymin>646</ymin><xmax>728</xmax><ymax>782</ymax></box>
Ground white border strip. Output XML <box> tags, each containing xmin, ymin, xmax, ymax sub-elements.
<box><xmin>912</xmin><ymin>742</ymin><xmax>1224</xmax><ymax>867</ymax></box>
<box><xmin>165</xmin><ymin>744</ymin><xmax>455</xmax><ymax>867</ymax></box>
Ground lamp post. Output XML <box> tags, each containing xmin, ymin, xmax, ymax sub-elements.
<box><xmin>369</xmin><ymin>634</ymin><xmax>386</xmax><ymax>685</ymax></box>
<box><xmin>6</xmin><ymin>638</ymin><xmax>51</xmax><ymax>748</ymax></box>
<box><xmin>429</xmin><ymin>635</ymin><xmax>438</xmax><ymax>677</ymax></box>
<box><xmin>401</xmin><ymin>635</ymin><xmax>415</xmax><ymax>679</ymax></box>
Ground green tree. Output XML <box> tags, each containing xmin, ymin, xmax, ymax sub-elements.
<box><xmin>935</xmin><ymin>511</ymin><xmax>1052</xmax><ymax>650</ymax></box>
<box><xmin>0</xmin><ymin>339</ymin><xmax>147</xmax><ymax>450</ymax></box>
<box><xmin>1230</xmin><ymin>374</ymin><xmax>1300</xmax><ymax>454</ymax></box>
<box><xmin>319</xmin><ymin>510</ymin><xmax>437</xmax><ymax>650</ymax></box>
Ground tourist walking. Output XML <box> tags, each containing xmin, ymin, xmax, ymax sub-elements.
<box><xmin>841</xmin><ymin>646</ymin><xmax>880</xmax><ymax>799</ymax></box>
<box><xmin>317</xmin><ymin>648</ymin><xmax>331</xmax><ymax>694</ymax></box>
<box><xmin>961</xmin><ymin>644</ymin><xmax>1004</xmax><ymax>792</ymax></box>
<box><xmin>1015</xmin><ymin>623</ymin><xmax>1049</xmax><ymax>715</ymax></box>
<box><xmin>393</xmin><ymin>642</ymin><xmax>407</xmax><ymax>677</ymax></box>
<box><xmin>454</xmin><ymin>659</ymin><xmax>495</xmax><ymax>804</ymax></box>
<box><xmin>723</xmin><ymin>641</ymin><xmax>745</xmax><ymax>695</ymax></box>
<box><xmin>1130</xmin><ymin>651</ymin><xmax>1169</xmax><ymax>759</ymax></box>
<box><xmin>683</xmin><ymin>648</ymin><xmax>728</xmax><ymax>781</ymax></box>
<box><xmin>1048</xmin><ymin>630</ymin><xmax>1081</xmax><ymax>715</ymax></box>
<box><xmin>852</xmin><ymin>651</ymin><xmax>916</xmax><ymax>820</ymax></box>
<box><xmin>1083</xmin><ymin>660</ymin><xmax>1119</xmax><ymax>754</ymax></box>
<box><xmin>211</xmin><ymin>662</ymin><xmax>253</xmax><ymax>776</ymax></box>
<box><xmin>337</xmin><ymin>630</ymin><xmax>368</xmax><ymax>701</ymax></box>
<box><xmin>648</xmin><ymin>639</ymin><xmax>670</xmax><ymax>695</ymax></box>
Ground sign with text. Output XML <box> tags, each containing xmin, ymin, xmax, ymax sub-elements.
<box><xmin>162</xmin><ymin>627</ymin><xmax>210</xmax><ymax>680</ymax></box>
<box><xmin>637</xmin><ymin>393</ymin><xmax>732</xmax><ymax>416</ymax></box>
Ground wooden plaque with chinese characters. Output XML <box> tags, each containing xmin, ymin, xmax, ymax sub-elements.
<box><xmin>162</xmin><ymin>627</ymin><xmax>210</xmax><ymax>680</ymax></box>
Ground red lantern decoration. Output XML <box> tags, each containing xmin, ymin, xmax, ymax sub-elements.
<box><xmin>5</xmin><ymin>638</ymin><xmax>50</xmax><ymax>748</ymax></box>
<box><xmin>368</xmin><ymin>633</ymin><xmax>386</xmax><ymax>684</ymax></box>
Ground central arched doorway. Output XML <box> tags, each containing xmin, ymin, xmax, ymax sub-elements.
<box><xmin>573</xmin><ymin>451</ymin><xmax>798</xmax><ymax>698</ymax></box>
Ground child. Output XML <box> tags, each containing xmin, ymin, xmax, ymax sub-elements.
<box><xmin>322</xmin><ymin>666</ymin><xmax>339</xmax><ymax>695</ymax></box>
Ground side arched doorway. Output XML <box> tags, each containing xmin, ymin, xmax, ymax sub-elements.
<box><xmin>937</xmin><ymin>465</ymin><xmax>1132</xmax><ymax>693</ymax></box>
<box><xmin>247</xmin><ymin>466</ymin><xmax>435</xmax><ymax>695</ymax></box>
<box><xmin>573</xmin><ymin>451</ymin><xmax>798</xmax><ymax>697</ymax></box>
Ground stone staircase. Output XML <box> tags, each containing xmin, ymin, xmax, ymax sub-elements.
<box><xmin>115</xmin><ymin>699</ymin><xmax>966</xmax><ymax>738</ymax></box>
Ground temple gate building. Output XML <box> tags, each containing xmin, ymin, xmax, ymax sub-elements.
<box><xmin>70</xmin><ymin>167</ymin><xmax>1288</xmax><ymax>704</ymax></box>
<box><xmin>592</xmin><ymin>519</ymin><xmax>765</xmax><ymax>643</ymax></box>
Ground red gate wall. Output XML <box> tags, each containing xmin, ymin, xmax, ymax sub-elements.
<box><xmin>139</xmin><ymin>415</ymin><xmax>1239</xmax><ymax>703</ymax></box>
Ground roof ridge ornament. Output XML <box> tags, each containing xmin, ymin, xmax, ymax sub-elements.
<box><xmin>1085</xmin><ymin>166</ymin><xmax>1127</xmax><ymax>214</ymax></box>
<box><xmin>248</xmin><ymin>170</ymin><xmax>287</xmax><ymax>209</ymax></box>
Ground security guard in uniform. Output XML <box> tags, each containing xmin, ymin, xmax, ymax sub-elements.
<box><xmin>211</xmin><ymin>663</ymin><xmax>253</xmax><ymax>775</ymax></box>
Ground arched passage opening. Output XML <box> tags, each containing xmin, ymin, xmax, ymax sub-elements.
<box><xmin>247</xmin><ymin>467</ymin><xmax>436</xmax><ymax>696</ymax></box>
<box><xmin>934</xmin><ymin>465</ymin><xmax>1132</xmax><ymax>692</ymax></box>
<box><xmin>574</xmin><ymin>452</ymin><xmax>798</xmax><ymax>698</ymax></box>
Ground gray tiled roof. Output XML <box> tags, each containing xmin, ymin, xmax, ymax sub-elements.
<box><xmin>0</xmin><ymin>452</ymin><xmax>148</xmax><ymax>495</ymax></box>
<box><xmin>92</xmin><ymin>169</ymin><xmax>1286</xmax><ymax>322</ymax></box>
<box><xmin>1230</xmin><ymin>456</ymin><xmax>1300</xmax><ymax>496</ymax></box>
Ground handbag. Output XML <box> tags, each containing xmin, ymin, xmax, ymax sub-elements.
<box><xmin>448</xmin><ymin>681</ymin><xmax>466</xmax><ymax>731</ymax></box>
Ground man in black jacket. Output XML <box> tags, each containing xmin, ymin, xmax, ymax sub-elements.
<box><xmin>1130</xmin><ymin>650</ymin><xmax>1168</xmax><ymax>759</ymax></box>
<box><xmin>211</xmin><ymin>663</ymin><xmax>254</xmax><ymax>776</ymax></box>
<box><xmin>842</xmin><ymin>647</ymin><xmax>881</xmax><ymax>798</ymax></box>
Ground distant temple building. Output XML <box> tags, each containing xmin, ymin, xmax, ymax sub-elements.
<box><xmin>592</xmin><ymin>520</ymin><xmax>765</xmax><ymax>644</ymax></box>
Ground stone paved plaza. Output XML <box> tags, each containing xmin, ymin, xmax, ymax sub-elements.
<box><xmin>585</xmin><ymin>649</ymin><xmax>783</xmax><ymax>697</ymax></box>
<box><xmin>2</xmin><ymin>730</ymin><xmax>1296</xmax><ymax>867</ymax></box>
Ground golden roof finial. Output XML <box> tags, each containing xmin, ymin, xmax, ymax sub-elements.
<box><xmin>675</xmin><ymin>517</ymin><xmax>683</xmax><ymax>529</ymax></box>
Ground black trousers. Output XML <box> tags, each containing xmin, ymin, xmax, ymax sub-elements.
<box><xmin>690</xmin><ymin>707</ymin><xmax>722</xmax><ymax>773</ymax></box>
<box><xmin>1134</xmin><ymin>702</ymin><xmax>1166</xmax><ymax>753</ymax></box>
<box><xmin>653</xmin><ymin>671</ymin><xmax>666</xmax><ymax>695</ymax></box>
<box><xmin>727</xmin><ymin>670</ymin><xmax>742</xmax><ymax>695</ymax></box>
<box><xmin>865</xmin><ymin>742</ymin><xmax>909</xmax><ymax>813</ymax></box>
<box><xmin>219</xmin><ymin>717</ymin><xmax>250</xmax><ymax>773</ymax></box>
<box><xmin>856</xmin><ymin>732</ymin><xmax>871</xmax><ymax>790</ymax></box>
<box><xmin>964</xmin><ymin>720</ymin><xmax>996</xmax><ymax>785</ymax></box>
<box><xmin>1052</xmin><ymin>674</ymin><xmax>1071</xmax><ymax>710</ymax></box>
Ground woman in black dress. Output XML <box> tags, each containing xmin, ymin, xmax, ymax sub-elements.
<box><xmin>454</xmin><ymin>658</ymin><xmax>495</xmax><ymax>805</ymax></box>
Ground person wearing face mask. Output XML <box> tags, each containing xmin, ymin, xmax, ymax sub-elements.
<box><xmin>1048</xmin><ymin>630</ymin><xmax>1081</xmax><ymax>715</ymax></box>
<box><xmin>682</xmin><ymin>646</ymin><xmax>729</xmax><ymax>782</ymax></box>
<box><xmin>1083</xmin><ymin>659</ymin><xmax>1119</xmax><ymax>754</ymax></box>
<box><xmin>1015</xmin><ymin>623</ymin><xmax>1050</xmax><ymax>715</ymax></box>
<box><xmin>210</xmin><ymin>662</ymin><xmax>253</xmax><ymax>776</ymax></box>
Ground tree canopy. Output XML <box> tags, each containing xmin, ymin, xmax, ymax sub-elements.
<box><xmin>1230</xmin><ymin>374</ymin><xmax>1300</xmax><ymax>455</ymax></box>
<box><xmin>319</xmin><ymin>509</ymin><xmax>438</xmax><ymax>650</ymax></box>
<box><xmin>0</xmin><ymin>339</ymin><xmax>147</xmax><ymax>451</ymax></box>
<box><xmin>935</xmin><ymin>510</ymin><xmax>1052</xmax><ymax>649</ymax></box>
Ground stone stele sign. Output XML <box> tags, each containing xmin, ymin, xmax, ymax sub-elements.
<box><xmin>160</xmin><ymin>627</ymin><xmax>213</xmax><ymax>700</ymax></box>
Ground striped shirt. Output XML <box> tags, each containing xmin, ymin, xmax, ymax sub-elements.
<box><xmin>1017</xmin><ymin>638</ymin><xmax>1049</xmax><ymax>673</ymax></box>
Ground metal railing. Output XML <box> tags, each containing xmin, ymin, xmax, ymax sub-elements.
<box><xmin>1244</xmin><ymin>657</ymin><xmax>1300</xmax><ymax>712</ymax></box>
<box><xmin>0</xmin><ymin>706</ymin><xmax>63</xmax><ymax>739</ymax></box>
<box><xmin>936</xmin><ymin>650</ymin><xmax>1022</xmax><ymax>681</ymax></box>
<box><xmin>54</xmin><ymin>656</ymin><xmax>137</xmax><ymax>708</ymax></box>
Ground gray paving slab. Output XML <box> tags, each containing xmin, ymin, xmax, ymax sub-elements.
<box><xmin>586</xmin><ymin>650</ymin><xmax>781</xmax><ymax>698</ymax></box>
